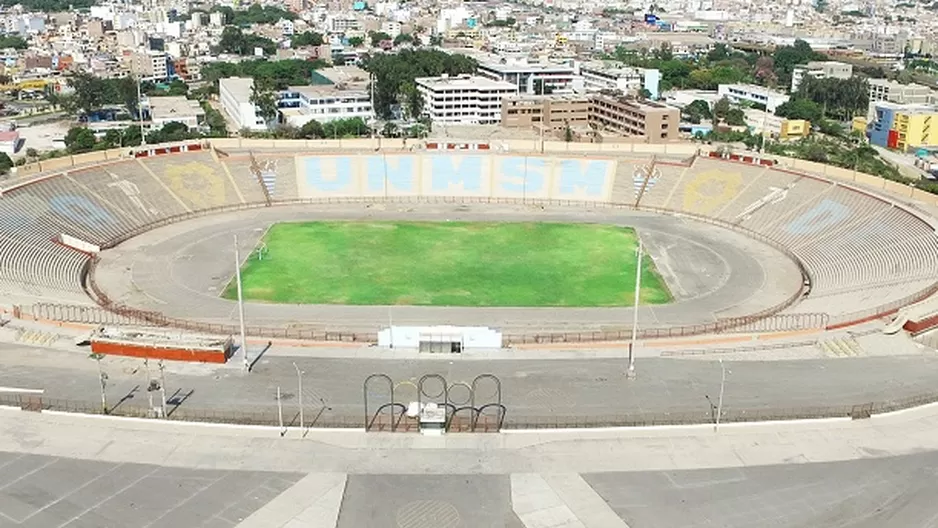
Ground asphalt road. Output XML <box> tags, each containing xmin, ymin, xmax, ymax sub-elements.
<box><xmin>2</xmin><ymin>344</ymin><xmax>937</xmax><ymax>426</ymax></box>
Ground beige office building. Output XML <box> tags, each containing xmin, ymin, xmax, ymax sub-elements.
<box><xmin>588</xmin><ymin>95</ymin><xmax>680</xmax><ymax>142</ymax></box>
<box><xmin>501</xmin><ymin>95</ymin><xmax>591</xmax><ymax>132</ymax></box>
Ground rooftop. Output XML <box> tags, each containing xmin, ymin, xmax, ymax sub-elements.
<box><xmin>148</xmin><ymin>96</ymin><xmax>204</xmax><ymax>121</ymax></box>
<box><xmin>875</xmin><ymin>102</ymin><xmax>938</xmax><ymax>114</ymax></box>
<box><xmin>285</xmin><ymin>85</ymin><xmax>369</xmax><ymax>99</ymax></box>
<box><xmin>416</xmin><ymin>74</ymin><xmax>518</xmax><ymax>91</ymax></box>
<box><xmin>219</xmin><ymin>77</ymin><xmax>253</xmax><ymax>101</ymax></box>
<box><xmin>313</xmin><ymin>65</ymin><xmax>370</xmax><ymax>87</ymax></box>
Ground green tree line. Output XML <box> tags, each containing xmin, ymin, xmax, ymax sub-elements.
<box><xmin>362</xmin><ymin>49</ymin><xmax>477</xmax><ymax>119</ymax></box>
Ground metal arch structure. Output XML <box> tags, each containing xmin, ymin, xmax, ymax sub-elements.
<box><xmin>363</xmin><ymin>373</ymin><xmax>407</xmax><ymax>432</ymax></box>
<box><xmin>363</xmin><ymin>373</ymin><xmax>504</xmax><ymax>432</ymax></box>
<box><xmin>471</xmin><ymin>374</ymin><xmax>504</xmax><ymax>431</ymax></box>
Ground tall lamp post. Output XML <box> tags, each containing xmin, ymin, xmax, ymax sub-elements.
<box><xmin>234</xmin><ymin>235</ymin><xmax>249</xmax><ymax>373</ymax></box>
<box><xmin>715</xmin><ymin>359</ymin><xmax>729</xmax><ymax>432</ymax></box>
<box><xmin>627</xmin><ymin>238</ymin><xmax>643</xmax><ymax>379</ymax></box>
<box><xmin>293</xmin><ymin>362</ymin><xmax>304</xmax><ymax>431</ymax></box>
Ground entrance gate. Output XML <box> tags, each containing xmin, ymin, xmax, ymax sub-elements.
<box><xmin>363</xmin><ymin>373</ymin><xmax>504</xmax><ymax>432</ymax></box>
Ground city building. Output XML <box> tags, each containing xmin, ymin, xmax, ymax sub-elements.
<box><xmin>277</xmin><ymin>85</ymin><xmax>373</xmax><ymax>128</ymax></box>
<box><xmin>130</xmin><ymin>50</ymin><xmax>169</xmax><ymax>82</ymax></box>
<box><xmin>589</xmin><ymin>95</ymin><xmax>680</xmax><ymax>142</ymax></box>
<box><xmin>869</xmin><ymin>102</ymin><xmax>938</xmax><ymax>151</ymax></box>
<box><xmin>717</xmin><ymin>84</ymin><xmax>790</xmax><ymax>113</ymax></box>
<box><xmin>790</xmin><ymin>61</ymin><xmax>853</xmax><ymax>92</ymax></box>
<box><xmin>501</xmin><ymin>94</ymin><xmax>590</xmax><ymax>132</ymax></box>
<box><xmin>477</xmin><ymin>61</ymin><xmax>578</xmax><ymax>95</ymax></box>
<box><xmin>868</xmin><ymin>79</ymin><xmax>935</xmax><ymax>105</ymax></box>
<box><xmin>578</xmin><ymin>64</ymin><xmax>661</xmax><ymax>99</ymax></box>
<box><xmin>867</xmin><ymin>79</ymin><xmax>938</xmax><ymax>120</ymax></box>
<box><xmin>146</xmin><ymin>96</ymin><xmax>205</xmax><ymax>130</ymax></box>
<box><xmin>416</xmin><ymin>74</ymin><xmax>518</xmax><ymax>125</ymax></box>
<box><xmin>219</xmin><ymin>77</ymin><xmax>267</xmax><ymax>132</ymax></box>
<box><xmin>780</xmin><ymin>119</ymin><xmax>811</xmax><ymax>140</ymax></box>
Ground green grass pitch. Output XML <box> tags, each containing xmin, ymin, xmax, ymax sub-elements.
<box><xmin>223</xmin><ymin>221</ymin><xmax>673</xmax><ymax>307</ymax></box>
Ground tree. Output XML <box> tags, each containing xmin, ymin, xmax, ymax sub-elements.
<box><xmin>369</xmin><ymin>31</ymin><xmax>392</xmax><ymax>48</ymax></box>
<box><xmin>0</xmin><ymin>35</ymin><xmax>27</xmax><ymax>49</ymax></box>
<box><xmin>0</xmin><ymin>152</ymin><xmax>12</xmax><ymax>174</ymax></box>
<box><xmin>291</xmin><ymin>31</ymin><xmax>324</xmax><ymax>47</ymax></box>
<box><xmin>64</xmin><ymin>127</ymin><xmax>97</xmax><ymax>154</ymax></box>
<box><xmin>25</xmin><ymin>147</ymin><xmax>38</xmax><ymax>160</ymax></box>
<box><xmin>564</xmin><ymin>125</ymin><xmax>574</xmax><ymax>142</ymax></box>
<box><xmin>712</xmin><ymin>97</ymin><xmax>731</xmax><ymax>122</ymax></box>
<box><xmin>429</xmin><ymin>34</ymin><xmax>443</xmax><ymax>46</ymax></box>
<box><xmin>652</xmin><ymin>43</ymin><xmax>673</xmax><ymax>61</ymax></box>
<box><xmin>217</xmin><ymin>27</ymin><xmax>276</xmax><ymax>56</ymax></box>
<box><xmin>348</xmin><ymin>36</ymin><xmax>364</xmax><ymax>47</ymax></box>
<box><xmin>363</xmin><ymin>49</ymin><xmax>478</xmax><ymax>118</ymax></box>
<box><xmin>725</xmin><ymin>108</ymin><xmax>747</xmax><ymax>126</ymax></box>
<box><xmin>298</xmin><ymin>119</ymin><xmax>325</xmax><ymax>138</ymax></box>
<box><xmin>682</xmin><ymin>99</ymin><xmax>712</xmax><ymax>123</ymax></box>
<box><xmin>201</xmin><ymin>59</ymin><xmax>328</xmax><ymax>92</ymax></box>
<box><xmin>250</xmin><ymin>81</ymin><xmax>279</xmax><ymax>127</ymax></box>
<box><xmin>774</xmin><ymin>98</ymin><xmax>823</xmax><ymax>122</ymax></box>
<box><xmin>753</xmin><ymin>56</ymin><xmax>777</xmax><ymax>87</ymax></box>
<box><xmin>393</xmin><ymin>33</ymin><xmax>414</xmax><ymax>46</ymax></box>
<box><xmin>707</xmin><ymin>43</ymin><xmax>731</xmax><ymax>63</ymax></box>
<box><xmin>382</xmin><ymin>122</ymin><xmax>399</xmax><ymax>137</ymax></box>
<box><xmin>773</xmin><ymin>39</ymin><xmax>826</xmax><ymax>88</ymax></box>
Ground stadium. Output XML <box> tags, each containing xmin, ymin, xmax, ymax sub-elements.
<box><xmin>1</xmin><ymin>138</ymin><xmax>937</xmax><ymax>342</ymax></box>
<box><xmin>6</xmin><ymin>138</ymin><xmax>938</xmax><ymax>526</ymax></box>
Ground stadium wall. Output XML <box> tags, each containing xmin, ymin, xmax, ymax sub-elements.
<box><xmin>295</xmin><ymin>154</ymin><xmax>617</xmax><ymax>201</ymax></box>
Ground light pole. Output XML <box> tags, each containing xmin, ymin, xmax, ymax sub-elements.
<box><xmin>144</xmin><ymin>358</ymin><xmax>154</xmax><ymax>415</ymax></box>
<box><xmin>234</xmin><ymin>235</ymin><xmax>249</xmax><ymax>373</ymax></box>
<box><xmin>628</xmin><ymin>238</ymin><xmax>643</xmax><ymax>379</ymax></box>
<box><xmin>277</xmin><ymin>386</ymin><xmax>285</xmax><ymax>436</ymax></box>
<box><xmin>91</xmin><ymin>353</ymin><xmax>108</xmax><ymax>414</ymax></box>
<box><xmin>293</xmin><ymin>362</ymin><xmax>304</xmax><ymax>431</ymax></box>
<box><xmin>158</xmin><ymin>360</ymin><xmax>167</xmax><ymax>418</ymax></box>
<box><xmin>715</xmin><ymin>359</ymin><xmax>728</xmax><ymax>432</ymax></box>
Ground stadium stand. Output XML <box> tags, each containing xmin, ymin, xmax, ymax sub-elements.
<box><xmin>138</xmin><ymin>152</ymin><xmax>238</xmax><ymax>211</ymax></box>
<box><xmin>629</xmin><ymin>162</ymin><xmax>690</xmax><ymax>209</ymax></box>
<box><xmin>1</xmin><ymin>146</ymin><xmax>937</xmax><ymax>330</ymax></box>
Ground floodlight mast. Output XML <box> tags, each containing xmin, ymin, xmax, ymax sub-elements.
<box><xmin>628</xmin><ymin>238</ymin><xmax>643</xmax><ymax>378</ymax></box>
<box><xmin>234</xmin><ymin>235</ymin><xmax>249</xmax><ymax>373</ymax></box>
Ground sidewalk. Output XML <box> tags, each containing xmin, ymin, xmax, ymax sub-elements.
<box><xmin>1</xmin><ymin>401</ymin><xmax>937</xmax><ymax>475</ymax></box>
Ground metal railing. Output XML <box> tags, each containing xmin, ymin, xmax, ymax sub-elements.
<box><xmin>66</xmin><ymin>194</ymin><xmax>820</xmax><ymax>343</ymax></box>
<box><xmin>4</xmin><ymin>391</ymin><xmax>938</xmax><ymax>430</ymax></box>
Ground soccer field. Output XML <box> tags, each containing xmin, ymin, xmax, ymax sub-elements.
<box><xmin>224</xmin><ymin>221</ymin><xmax>672</xmax><ymax>307</ymax></box>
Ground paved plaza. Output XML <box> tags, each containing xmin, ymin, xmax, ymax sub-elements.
<box><xmin>2</xmin><ymin>405</ymin><xmax>938</xmax><ymax>527</ymax></box>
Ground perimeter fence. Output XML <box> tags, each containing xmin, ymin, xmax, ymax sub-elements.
<box><xmin>4</xmin><ymin>391</ymin><xmax>938</xmax><ymax>431</ymax></box>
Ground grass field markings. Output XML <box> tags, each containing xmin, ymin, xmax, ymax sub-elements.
<box><xmin>223</xmin><ymin>221</ymin><xmax>673</xmax><ymax>307</ymax></box>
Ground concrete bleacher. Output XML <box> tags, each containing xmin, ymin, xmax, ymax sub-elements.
<box><xmin>90</xmin><ymin>160</ymin><xmax>191</xmax><ymax>219</ymax></box>
<box><xmin>138</xmin><ymin>152</ymin><xmax>239</xmax><ymax>211</ymax></box>
<box><xmin>1</xmin><ymin>147</ymin><xmax>938</xmax><ymax>328</ymax></box>
<box><xmin>631</xmin><ymin>163</ymin><xmax>690</xmax><ymax>209</ymax></box>
<box><xmin>217</xmin><ymin>157</ymin><xmax>269</xmax><ymax>204</ymax></box>
<box><xmin>713</xmin><ymin>167</ymin><xmax>799</xmax><ymax>222</ymax></box>
<box><xmin>737</xmin><ymin>176</ymin><xmax>832</xmax><ymax>233</ymax></box>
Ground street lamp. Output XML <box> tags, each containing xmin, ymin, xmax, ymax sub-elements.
<box><xmin>293</xmin><ymin>362</ymin><xmax>304</xmax><ymax>431</ymax></box>
<box><xmin>627</xmin><ymin>238</ymin><xmax>643</xmax><ymax>379</ymax></box>
<box><xmin>234</xmin><ymin>235</ymin><xmax>249</xmax><ymax>373</ymax></box>
<box><xmin>90</xmin><ymin>353</ymin><xmax>108</xmax><ymax>413</ymax></box>
<box><xmin>715</xmin><ymin>359</ymin><xmax>730</xmax><ymax>432</ymax></box>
